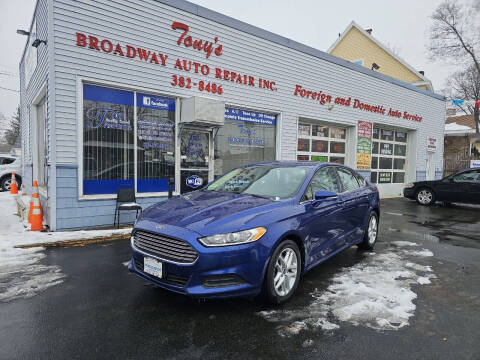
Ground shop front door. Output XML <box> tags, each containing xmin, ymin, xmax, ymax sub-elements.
<box><xmin>180</xmin><ymin>130</ymin><xmax>212</xmax><ymax>193</ymax></box>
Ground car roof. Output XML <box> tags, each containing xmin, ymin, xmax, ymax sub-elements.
<box><xmin>240</xmin><ymin>161</ymin><xmax>346</xmax><ymax>169</ymax></box>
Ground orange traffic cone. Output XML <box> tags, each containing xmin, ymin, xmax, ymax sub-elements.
<box><xmin>28</xmin><ymin>181</ymin><xmax>43</xmax><ymax>224</ymax></box>
<box><xmin>21</xmin><ymin>184</ymin><xmax>27</xmax><ymax>196</ymax></box>
<box><xmin>10</xmin><ymin>172</ymin><xmax>18</xmax><ymax>194</ymax></box>
<box><xmin>29</xmin><ymin>181</ymin><xmax>44</xmax><ymax>231</ymax></box>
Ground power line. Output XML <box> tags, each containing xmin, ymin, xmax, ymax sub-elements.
<box><xmin>0</xmin><ymin>86</ymin><xmax>19</xmax><ymax>93</ymax></box>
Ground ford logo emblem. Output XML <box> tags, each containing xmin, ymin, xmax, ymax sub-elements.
<box><xmin>186</xmin><ymin>175</ymin><xmax>203</xmax><ymax>189</ymax></box>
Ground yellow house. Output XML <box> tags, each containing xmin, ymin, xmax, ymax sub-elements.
<box><xmin>328</xmin><ymin>21</ymin><xmax>434</xmax><ymax>91</ymax></box>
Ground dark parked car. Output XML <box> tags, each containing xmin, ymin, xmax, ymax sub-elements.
<box><xmin>129</xmin><ymin>162</ymin><xmax>380</xmax><ymax>304</ymax></box>
<box><xmin>404</xmin><ymin>168</ymin><xmax>480</xmax><ymax>205</ymax></box>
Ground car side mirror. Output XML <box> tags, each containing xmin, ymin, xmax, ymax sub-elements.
<box><xmin>314</xmin><ymin>190</ymin><xmax>338</xmax><ymax>201</ymax></box>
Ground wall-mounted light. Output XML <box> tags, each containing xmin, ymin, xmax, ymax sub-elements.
<box><xmin>371</xmin><ymin>63</ymin><xmax>380</xmax><ymax>71</ymax></box>
<box><xmin>16</xmin><ymin>29</ymin><xmax>30</xmax><ymax>36</ymax></box>
<box><xmin>32</xmin><ymin>39</ymin><xmax>47</xmax><ymax>48</ymax></box>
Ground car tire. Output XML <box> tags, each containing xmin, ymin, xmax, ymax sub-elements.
<box><xmin>358</xmin><ymin>211</ymin><xmax>379</xmax><ymax>251</ymax></box>
<box><xmin>1</xmin><ymin>175</ymin><xmax>21</xmax><ymax>192</ymax></box>
<box><xmin>416</xmin><ymin>187</ymin><xmax>435</xmax><ymax>206</ymax></box>
<box><xmin>262</xmin><ymin>240</ymin><xmax>301</xmax><ymax>304</ymax></box>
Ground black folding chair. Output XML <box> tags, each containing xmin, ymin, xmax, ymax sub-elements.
<box><xmin>114</xmin><ymin>186</ymin><xmax>142</xmax><ymax>228</ymax></box>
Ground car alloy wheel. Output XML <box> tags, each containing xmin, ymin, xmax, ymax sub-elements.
<box><xmin>367</xmin><ymin>215</ymin><xmax>378</xmax><ymax>246</ymax></box>
<box><xmin>417</xmin><ymin>189</ymin><xmax>433</xmax><ymax>205</ymax></box>
<box><xmin>2</xmin><ymin>178</ymin><xmax>11</xmax><ymax>191</ymax></box>
<box><xmin>358</xmin><ymin>211</ymin><xmax>379</xmax><ymax>250</ymax></box>
<box><xmin>273</xmin><ymin>247</ymin><xmax>298</xmax><ymax>297</ymax></box>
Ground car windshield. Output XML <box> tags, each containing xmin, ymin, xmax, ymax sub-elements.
<box><xmin>204</xmin><ymin>166</ymin><xmax>310</xmax><ymax>200</ymax></box>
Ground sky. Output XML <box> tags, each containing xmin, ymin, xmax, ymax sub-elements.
<box><xmin>0</xmin><ymin>0</ymin><xmax>462</xmax><ymax>126</ymax></box>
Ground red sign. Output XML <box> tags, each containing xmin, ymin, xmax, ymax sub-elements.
<box><xmin>171</xmin><ymin>22</ymin><xmax>223</xmax><ymax>59</ymax></box>
<box><xmin>358</xmin><ymin>121</ymin><xmax>373</xmax><ymax>138</ymax></box>
<box><xmin>293</xmin><ymin>84</ymin><xmax>423</xmax><ymax>122</ymax></box>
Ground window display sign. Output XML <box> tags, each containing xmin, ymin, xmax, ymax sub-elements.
<box><xmin>215</xmin><ymin>108</ymin><xmax>276</xmax><ymax>176</ymax></box>
<box><xmin>225</xmin><ymin>108</ymin><xmax>276</xmax><ymax>125</ymax></box>
<box><xmin>380</xmin><ymin>143</ymin><xmax>393</xmax><ymax>155</ymax></box>
<box><xmin>356</xmin><ymin>121</ymin><xmax>372</xmax><ymax>170</ymax></box>
<box><xmin>136</xmin><ymin>93</ymin><xmax>175</xmax><ymax>193</ymax></box>
<box><xmin>378</xmin><ymin>172</ymin><xmax>392</xmax><ymax>183</ymax></box>
<box><xmin>378</xmin><ymin>172</ymin><xmax>392</xmax><ymax>184</ymax></box>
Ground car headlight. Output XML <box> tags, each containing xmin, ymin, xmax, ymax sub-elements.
<box><xmin>198</xmin><ymin>227</ymin><xmax>267</xmax><ymax>247</ymax></box>
<box><xmin>406</xmin><ymin>183</ymin><xmax>415</xmax><ymax>188</ymax></box>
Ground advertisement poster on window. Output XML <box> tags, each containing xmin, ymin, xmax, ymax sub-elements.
<box><xmin>379</xmin><ymin>171</ymin><xmax>392</xmax><ymax>183</ymax></box>
<box><xmin>356</xmin><ymin>121</ymin><xmax>372</xmax><ymax>169</ymax></box>
<box><xmin>215</xmin><ymin>107</ymin><xmax>276</xmax><ymax>176</ymax></box>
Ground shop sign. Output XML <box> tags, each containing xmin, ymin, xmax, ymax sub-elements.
<box><xmin>293</xmin><ymin>84</ymin><xmax>423</xmax><ymax>123</ymax></box>
<box><xmin>427</xmin><ymin>136</ymin><xmax>437</xmax><ymax>152</ymax></box>
<box><xmin>378</xmin><ymin>172</ymin><xmax>392</xmax><ymax>183</ymax></box>
<box><xmin>356</xmin><ymin>121</ymin><xmax>372</xmax><ymax>170</ymax></box>
<box><xmin>74</xmin><ymin>20</ymin><xmax>277</xmax><ymax>97</ymax></box>
<box><xmin>186</xmin><ymin>174</ymin><xmax>203</xmax><ymax>188</ymax></box>
<box><xmin>471</xmin><ymin>159</ymin><xmax>480</xmax><ymax>168</ymax></box>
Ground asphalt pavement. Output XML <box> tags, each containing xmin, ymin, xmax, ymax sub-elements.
<box><xmin>0</xmin><ymin>198</ymin><xmax>479</xmax><ymax>359</ymax></box>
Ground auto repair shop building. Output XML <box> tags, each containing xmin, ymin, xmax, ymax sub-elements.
<box><xmin>19</xmin><ymin>0</ymin><xmax>446</xmax><ymax>230</ymax></box>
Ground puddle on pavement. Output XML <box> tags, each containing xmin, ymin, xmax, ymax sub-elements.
<box><xmin>384</xmin><ymin>226</ymin><xmax>480</xmax><ymax>249</ymax></box>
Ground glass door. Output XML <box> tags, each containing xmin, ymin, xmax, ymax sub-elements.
<box><xmin>179</xmin><ymin>130</ymin><xmax>212</xmax><ymax>193</ymax></box>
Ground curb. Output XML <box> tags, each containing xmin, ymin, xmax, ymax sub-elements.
<box><xmin>15</xmin><ymin>232</ymin><xmax>131</xmax><ymax>249</ymax></box>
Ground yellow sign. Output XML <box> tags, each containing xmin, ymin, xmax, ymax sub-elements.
<box><xmin>357</xmin><ymin>153</ymin><xmax>371</xmax><ymax>170</ymax></box>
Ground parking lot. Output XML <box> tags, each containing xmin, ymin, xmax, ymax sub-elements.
<box><xmin>1</xmin><ymin>198</ymin><xmax>479</xmax><ymax>360</ymax></box>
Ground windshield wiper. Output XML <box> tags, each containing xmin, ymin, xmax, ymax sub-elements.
<box><xmin>243</xmin><ymin>193</ymin><xmax>274</xmax><ymax>200</ymax></box>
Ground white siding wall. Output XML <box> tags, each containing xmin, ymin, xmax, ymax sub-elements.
<box><xmin>48</xmin><ymin>0</ymin><xmax>445</xmax><ymax>228</ymax></box>
<box><xmin>19</xmin><ymin>0</ymin><xmax>52</xmax><ymax>223</ymax></box>
<box><xmin>52</xmin><ymin>0</ymin><xmax>444</xmax><ymax>168</ymax></box>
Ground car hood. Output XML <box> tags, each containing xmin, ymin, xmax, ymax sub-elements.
<box><xmin>137</xmin><ymin>190</ymin><xmax>290</xmax><ymax>236</ymax></box>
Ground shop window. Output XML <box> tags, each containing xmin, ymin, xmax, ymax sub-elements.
<box><xmin>136</xmin><ymin>93</ymin><xmax>175</xmax><ymax>193</ymax></box>
<box><xmin>380</xmin><ymin>129</ymin><xmax>394</xmax><ymax>141</ymax></box>
<box><xmin>379</xmin><ymin>157</ymin><xmax>393</xmax><ymax>169</ymax></box>
<box><xmin>82</xmin><ymin>84</ymin><xmax>175</xmax><ymax>195</ymax></box>
<box><xmin>370</xmin><ymin>127</ymin><xmax>408</xmax><ymax>184</ymax></box>
<box><xmin>297</xmin><ymin>138</ymin><xmax>310</xmax><ymax>152</ymax></box>
<box><xmin>297</xmin><ymin>123</ymin><xmax>347</xmax><ymax>164</ymax></box>
<box><xmin>83</xmin><ymin>84</ymin><xmax>134</xmax><ymax>195</ymax></box>
<box><xmin>312</xmin><ymin>140</ymin><xmax>328</xmax><ymax>152</ymax></box>
<box><xmin>214</xmin><ymin>107</ymin><xmax>276</xmax><ymax>176</ymax></box>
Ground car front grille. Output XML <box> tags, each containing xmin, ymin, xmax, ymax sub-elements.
<box><xmin>133</xmin><ymin>230</ymin><xmax>198</xmax><ymax>264</ymax></box>
<box><xmin>133</xmin><ymin>258</ymin><xmax>190</xmax><ymax>287</ymax></box>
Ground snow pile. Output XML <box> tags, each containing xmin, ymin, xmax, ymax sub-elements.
<box><xmin>258</xmin><ymin>241</ymin><xmax>435</xmax><ymax>336</ymax></box>
<box><xmin>0</xmin><ymin>191</ymin><xmax>132</xmax><ymax>247</ymax></box>
<box><xmin>0</xmin><ymin>191</ymin><xmax>131</xmax><ymax>302</ymax></box>
<box><xmin>0</xmin><ymin>246</ymin><xmax>64</xmax><ymax>302</ymax></box>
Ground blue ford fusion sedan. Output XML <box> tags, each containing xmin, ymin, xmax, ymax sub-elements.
<box><xmin>129</xmin><ymin>162</ymin><xmax>380</xmax><ymax>304</ymax></box>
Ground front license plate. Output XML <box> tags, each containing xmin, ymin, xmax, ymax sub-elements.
<box><xmin>143</xmin><ymin>257</ymin><xmax>163</xmax><ymax>279</ymax></box>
